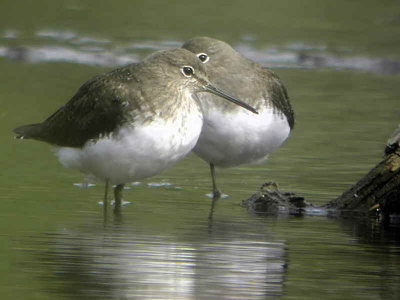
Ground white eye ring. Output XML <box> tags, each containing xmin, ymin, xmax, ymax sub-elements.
<box><xmin>181</xmin><ymin>66</ymin><xmax>195</xmax><ymax>77</ymax></box>
<box><xmin>197</xmin><ymin>53</ymin><xmax>209</xmax><ymax>63</ymax></box>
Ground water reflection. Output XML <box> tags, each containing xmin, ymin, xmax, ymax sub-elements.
<box><xmin>335</xmin><ymin>214</ymin><xmax>400</xmax><ymax>246</ymax></box>
<box><xmin>33</xmin><ymin>224</ymin><xmax>286</xmax><ymax>299</ymax></box>
<box><xmin>334</xmin><ymin>216</ymin><xmax>400</xmax><ymax>299</ymax></box>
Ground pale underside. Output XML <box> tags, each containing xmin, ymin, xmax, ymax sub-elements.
<box><xmin>193</xmin><ymin>104</ymin><xmax>290</xmax><ymax>168</ymax></box>
<box><xmin>54</xmin><ymin>107</ymin><xmax>203</xmax><ymax>184</ymax></box>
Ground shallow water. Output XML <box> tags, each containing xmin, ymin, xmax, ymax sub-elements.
<box><xmin>1</xmin><ymin>0</ymin><xmax>400</xmax><ymax>299</ymax></box>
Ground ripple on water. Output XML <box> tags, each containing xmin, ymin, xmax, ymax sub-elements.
<box><xmin>1</xmin><ymin>28</ymin><xmax>400</xmax><ymax>74</ymax></box>
<box><xmin>23</xmin><ymin>227</ymin><xmax>287</xmax><ymax>299</ymax></box>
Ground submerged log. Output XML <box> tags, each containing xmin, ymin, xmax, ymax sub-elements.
<box><xmin>326</xmin><ymin>127</ymin><xmax>400</xmax><ymax>210</ymax></box>
<box><xmin>326</xmin><ymin>125</ymin><xmax>400</xmax><ymax>226</ymax></box>
<box><xmin>243</xmin><ymin>125</ymin><xmax>400</xmax><ymax>227</ymax></box>
<box><xmin>325</xmin><ymin>150</ymin><xmax>400</xmax><ymax>210</ymax></box>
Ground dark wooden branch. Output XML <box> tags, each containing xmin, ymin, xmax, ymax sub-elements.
<box><xmin>326</xmin><ymin>125</ymin><xmax>400</xmax><ymax>213</ymax></box>
<box><xmin>325</xmin><ymin>150</ymin><xmax>400</xmax><ymax>210</ymax></box>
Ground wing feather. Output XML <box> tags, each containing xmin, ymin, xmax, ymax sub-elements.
<box><xmin>14</xmin><ymin>64</ymin><xmax>141</xmax><ymax>147</ymax></box>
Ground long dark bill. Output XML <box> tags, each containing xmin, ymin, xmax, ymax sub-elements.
<box><xmin>204</xmin><ymin>84</ymin><xmax>258</xmax><ymax>114</ymax></box>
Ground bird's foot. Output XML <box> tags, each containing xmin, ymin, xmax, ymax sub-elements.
<box><xmin>74</xmin><ymin>182</ymin><xmax>96</xmax><ymax>188</ymax></box>
<box><xmin>206</xmin><ymin>191</ymin><xmax>229</xmax><ymax>199</ymax></box>
<box><xmin>98</xmin><ymin>200</ymin><xmax>131</xmax><ymax>206</ymax></box>
<box><xmin>110</xmin><ymin>200</ymin><xmax>131</xmax><ymax>206</ymax></box>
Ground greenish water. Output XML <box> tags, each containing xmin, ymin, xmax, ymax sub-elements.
<box><xmin>1</xmin><ymin>0</ymin><xmax>400</xmax><ymax>299</ymax></box>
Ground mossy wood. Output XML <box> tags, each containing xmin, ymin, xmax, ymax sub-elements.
<box><xmin>326</xmin><ymin>125</ymin><xmax>400</xmax><ymax>224</ymax></box>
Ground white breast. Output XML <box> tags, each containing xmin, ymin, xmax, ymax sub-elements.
<box><xmin>193</xmin><ymin>107</ymin><xmax>290</xmax><ymax>167</ymax></box>
<box><xmin>54</xmin><ymin>108</ymin><xmax>203</xmax><ymax>184</ymax></box>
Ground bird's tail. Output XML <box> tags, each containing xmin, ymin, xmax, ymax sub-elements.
<box><xmin>13</xmin><ymin>123</ymin><xmax>43</xmax><ymax>140</ymax></box>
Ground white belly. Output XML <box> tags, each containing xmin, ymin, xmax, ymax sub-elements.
<box><xmin>193</xmin><ymin>107</ymin><xmax>290</xmax><ymax>167</ymax></box>
<box><xmin>54</xmin><ymin>112</ymin><xmax>203</xmax><ymax>184</ymax></box>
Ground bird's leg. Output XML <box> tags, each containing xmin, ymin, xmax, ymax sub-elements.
<box><xmin>208</xmin><ymin>195</ymin><xmax>218</xmax><ymax>221</ymax></box>
<box><xmin>113</xmin><ymin>184</ymin><xmax>124</xmax><ymax>213</ymax></box>
<box><xmin>103</xmin><ymin>180</ymin><xmax>110</xmax><ymax>224</ymax></box>
<box><xmin>210</xmin><ymin>163</ymin><xmax>222</xmax><ymax>199</ymax></box>
<box><xmin>103</xmin><ymin>179</ymin><xmax>110</xmax><ymax>208</ymax></box>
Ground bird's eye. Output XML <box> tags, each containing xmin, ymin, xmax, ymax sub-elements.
<box><xmin>181</xmin><ymin>66</ymin><xmax>195</xmax><ymax>77</ymax></box>
<box><xmin>197</xmin><ymin>53</ymin><xmax>209</xmax><ymax>63</ymax></box>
